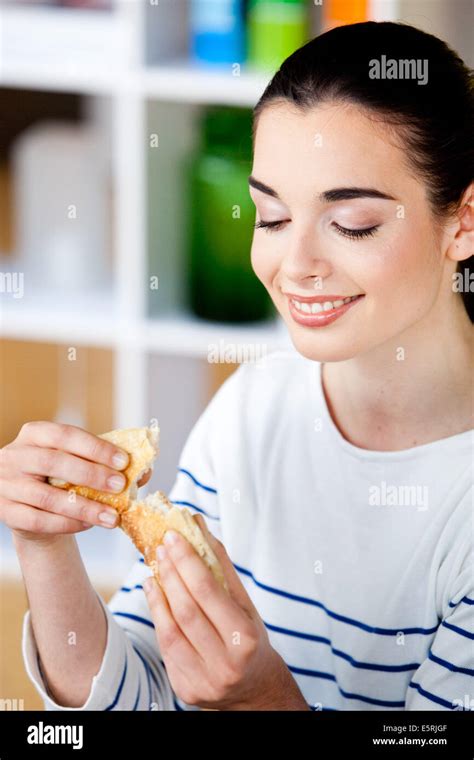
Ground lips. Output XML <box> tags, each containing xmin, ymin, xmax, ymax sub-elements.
<box><xmin>287</xmin><ymin>293</ymin><xmax>365</xmax><ymax>327</ymax></box>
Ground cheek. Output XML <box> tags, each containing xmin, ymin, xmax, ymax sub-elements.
<box><xmin>355</xmin><ymin>223</ymin><xmax>439</xmax><ymax>312</ymax></box>
<box><xmin>250</xmin><ymin>236</ymin><xmax>277</xmax><ymax>286</ymax></box>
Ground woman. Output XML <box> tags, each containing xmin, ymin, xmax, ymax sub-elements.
<box><xmin>1</xmin><ymin>21</ymin><xmax>472</xmax><ymax>711</ymax></box>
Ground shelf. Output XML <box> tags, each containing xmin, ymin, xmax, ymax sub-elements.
<box><xmin>140</xmin><ymin>61</ymin><xmax>270</xmax><ymax>106</ymax></box>
<box><xmin>0</xmin><ymin>62</ymin><xmax>270</xmax><ymax>107</ymax></box>
<box><xmin>0</xmin><ymin>288</ymin><xmax>120</xmax><ymax>348</ymax></box>
<box><xmin>0</xmin><ymin>294</ymin><xmax>291</xmax><ymax>357</ymax></box>
<box><xmin>143</xmin><ymin>312</ymin><xmax>291</xmax><ymax>356</ymax></box>
<box><xmin>0</xmin><ymin>63</ymin><xmax>119</xmax><ymax>97</ymax></box>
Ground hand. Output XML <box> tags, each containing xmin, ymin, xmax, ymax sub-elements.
<box><xmin>143</xmin><ymin>514</ymin><xmax>309</xmax><ymax>710</ymax></box>
<box><xmin>0</xmin><ymin>421</ymin><xmax>135</xmax><ymax>543</ymax></box>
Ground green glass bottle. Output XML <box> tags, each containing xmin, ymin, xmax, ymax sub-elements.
<box><xmin>186</xmin><ymin>106</ymin><xmax>272</xmax><ymax>323</ymax></box>
<box><xmin>247</xmin><ymin>0</ymin><xmax>309</xmax><ymax>73</ymax></box>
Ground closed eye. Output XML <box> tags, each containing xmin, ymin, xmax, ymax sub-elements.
<box><xmin>255</xmin><ymin>219</ymin><xmax>379</xmax><ymax>239</ymax></box>
<box><xmin>332</xmin><ymin>222</ymin><xmax>379</xmax><ymax>240</ymax></box>
<box><xmin>254</xmin><ymin>219</ymin><xmax>287</xmax><ymax>233</ymax></box>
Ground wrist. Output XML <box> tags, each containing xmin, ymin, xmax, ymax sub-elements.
<box><xmin>264</xmin><ymin>652</ymin><xmax>310</xmax><ymax>710</ymax></box>
<box><xmin>13</xmin><ymin>531</ymin><xmax>74</xmax><ymax>552</ymax></box>
<box><xmin>225</xmin><ymin>651</ymin><xmax>310</xmax><ymax>711</ymax></box>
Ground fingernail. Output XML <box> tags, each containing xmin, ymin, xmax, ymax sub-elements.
<box><xmin>112</xmin><ymin>451</ymin><xmax>129</xmax><ymax>469</ymax></box>
<box><xmin>99</xmin><ymin>510</ymin><xmax>118</xmax><ymax>527</ymax></box>
<box><xmin>157</xmin><ymin>545</ymin><xmax>167</xmax><ymax>561</ymax></box>
<box><xmin>164</xmin><ymin>530</ymin><xmax>179</xmax><ymax>546</ymax></box>
<box><xmin>107</xmin><ymin>474</ymin><xmax>125</xmax><ymax>492</ymax></box>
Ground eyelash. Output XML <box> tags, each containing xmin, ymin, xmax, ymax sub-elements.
<box><xmin>333</xmin><ymin>222</ymin><xmax>379</xmax><ymax>240</ymax></box>
<box><xmin>254</xmin><ymin>220</ymin><xmax>286</xmax><ymax>233</ymax></box>
<box><xmin>254</xmin><ymin>219</ymin><xmax>379</xmax><ymax>240</ymax></box>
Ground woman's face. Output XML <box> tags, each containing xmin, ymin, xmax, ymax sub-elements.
<box><xmin>249</xmin><ymin>101</ymin><xmax>448</xmax><ymax>362</ymax></box>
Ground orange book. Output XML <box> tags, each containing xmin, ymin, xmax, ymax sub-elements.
<box><xmin>321</xmin><ymin>0</ymin><xmax>369</xmax><ymax>30</ymax></box>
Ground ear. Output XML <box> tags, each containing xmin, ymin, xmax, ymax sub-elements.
<box><xmin>446</xmin><ymin>184</ymin><xmax>473</xmax><ymax>264</ymax></box>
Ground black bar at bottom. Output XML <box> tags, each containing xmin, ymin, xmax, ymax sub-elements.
<box><xmin>0</xmin><ymin>709</ymin><xmax>472</xmax><ymax>757</ymax></box>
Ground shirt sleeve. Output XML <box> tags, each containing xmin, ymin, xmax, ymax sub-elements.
<box><xmin>22</xmin><ymin>365</ymin><xmax>243</xmax><ymax>711</ymax></box>
<box><xmin>22</xmin><ymin>589</ymin><xmax>176</xmax><ymax>711</ymax></box>
<box><xmin>405</xmin><ymin>556</ymin><xmax>474</xmax><ymax>711</ymax></box>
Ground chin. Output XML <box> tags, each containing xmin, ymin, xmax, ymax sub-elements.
<box><xmin>286</xmin><ymin>324</ymin><xmax>363</xmax><ymax>363</ymax></box>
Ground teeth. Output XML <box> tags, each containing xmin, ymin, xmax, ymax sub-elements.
<box><xmin>292</xmin><ymin>295</ymin><xmax>359</xmax><ymax>314</ymax></box>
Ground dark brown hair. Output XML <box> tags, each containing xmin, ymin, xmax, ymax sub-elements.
<box><xmin>252</xmin><ymin>21</ymin><xmax>473</xmax><ymax>321</ymax></box>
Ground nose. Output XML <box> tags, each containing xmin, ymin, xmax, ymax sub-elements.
<box><xmin>280</xmin><ymin>227</ymin><xmax>332</xmax><ymax>284</ymax></box>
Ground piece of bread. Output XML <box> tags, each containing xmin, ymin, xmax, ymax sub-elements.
<box><xmin>48</xmin><ymin>427</ymin><xmax>159</xmax><ymax>514</ymax></box>
<box><xmin>120</xmin><ymin>491</ymin><xmax>228</xmax><ymax>591</ymax></box>
<box><xmin>48</xmin><ymin>426</ymin><xmax>227</xmax><ymax>591</ymax></box>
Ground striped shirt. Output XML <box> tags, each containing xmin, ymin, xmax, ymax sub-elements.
<box><xmin>23</xmin><ymin>350</ymin><xmax>474</xmax><ymax>711</ymax></box>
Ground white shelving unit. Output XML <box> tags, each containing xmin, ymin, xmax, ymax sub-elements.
<box><xmin>0</xmin><ymin>0</ymin><xmax>287</xmax><ymax>423</ymax></box>
<box><xmin>1</xmin><ymin>0</ymin><xmax>470</xmax><ymax>585</ymax></box>
<box><xmin>0</xmin><ymin>0</ymin><xmax>290</xmax><ymax>583</ymax></box>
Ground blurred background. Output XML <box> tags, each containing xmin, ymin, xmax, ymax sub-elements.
<box><xmin>0</xmin><ymin>0</ymin><xmax>472</xmax><ymax>709</ymax></box>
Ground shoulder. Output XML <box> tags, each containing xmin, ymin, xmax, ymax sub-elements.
<box><xmin>202</xmin><ymin>350</ymin><xmax>319</xmax><ymax>457</ymax></box>
<box><xmin>210</xmin><ymin>349</ymin><xmax>315</xmax><ymax>407</ymax></box>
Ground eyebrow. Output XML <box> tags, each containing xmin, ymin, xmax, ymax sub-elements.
<box><xmin>248</xmin><ymin>175</ymin><xmax>396</xmax><ymax>202</ymax></box>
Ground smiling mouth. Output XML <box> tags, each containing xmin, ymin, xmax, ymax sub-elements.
<box><xmin>290</xmin><ymin>295</ymin><xmax>361</xmax><ymax>314</ymax></box>
<box><xmin>286</xmin><ymin>293</ymin><xmax>365</xmax><ymax>327</ymax></box>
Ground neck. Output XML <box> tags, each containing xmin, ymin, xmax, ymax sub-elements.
<box><xmin>322</xmin><ymin>297</ymin><xmax>473</xmax><ymax>451</ymax></box>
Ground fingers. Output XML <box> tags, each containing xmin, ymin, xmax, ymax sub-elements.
<box><xmin>17</xmin><ymin>421</ymin><xmax>129</xmax><ymax>471</ymax></box>
<box><xmin>158</xmin><ymin>530</ymin><xmax>250</xmax><ymax>645</ymax></box>
<box><xmin>0</xmin><ymin>499</ymin><xmax>93</xmax><ymax>535</ymax></box>
<box><xmin>143</xmin><ymin>576</ymin><xmax>204</xmax><ymax>679</ymax></box>
<box><xmin>0</xmin><ymin>478</ymin><xmax>118</xmax><ymax>528</ymax></box>
<box><xmin>9</xmin><ymin>446</ymin><xmax>127</xmax><ymax>494</ymax></box>
<box><xmin>153</xmin><ymin>544</ymin><xmax>224</xmax><ymax>659</ymax></box>
<box><xmin>193</xmin><ymin>514</ymin><xmax>259</xmax><ymax>620</ymax></box>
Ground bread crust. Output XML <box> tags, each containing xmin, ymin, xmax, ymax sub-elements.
<box><xmin>120</xmin><ymin>492</ymin><xmax>228</xmax><ymax>591</ymax></box>
<box><xmin>48</xmin><ymin>427</ymin><xmax>159</xmax><ymax>513</ymax></box>
<box><xmin>47</xmin><ymin>426</ymin><xmax>227</xmax><ymax>591</ymax></box>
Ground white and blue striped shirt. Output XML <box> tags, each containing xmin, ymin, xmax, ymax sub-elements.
<box><xmin>23</xmin><ymin>351</ymin><xmax>474</xmax><ymax>711</ymax></box>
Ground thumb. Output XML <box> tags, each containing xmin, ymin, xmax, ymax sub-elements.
<box><xmin>192</xmin><ymin>513</ymin><xmax>259</xmax><ymax>620</ymax></box>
